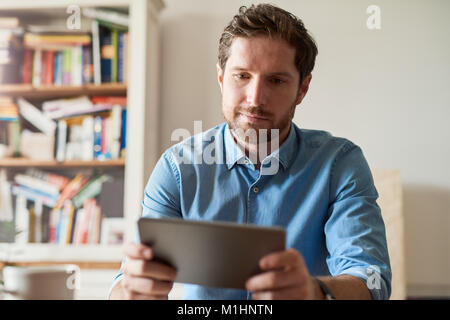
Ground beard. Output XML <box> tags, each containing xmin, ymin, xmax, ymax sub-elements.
<box><xmin>222</xmin><ymin>101</ymin><xmax>296</xmax><ymax>146</ymax></box>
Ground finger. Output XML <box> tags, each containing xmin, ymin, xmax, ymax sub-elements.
<box><xmin>122</xmin><ymin>242</ymin><xmax>153</xmax><ymax>260</ymax></box>
<box><xmin>246</xmin><ymin>268</ymin><xmax>302</xmax><ymax>292</ymax></box>
<box><xmin>124</xmin><ymin>258</ymin><xmax>177</xmax><ymax>281</ymax></box>
<box><xmin>259</xmin><ymin>248</ymin><xmax>303</xmax><ymax>271</ymax></box>
<box><xmin>123</xmin><ymin>274</ymin><xmax>174</xmax><ymax>295</ymax></box>
<box><xmin>124</xmin><ymin>289</ymin><xmax>168</xmax><ymax>300</ymax></box>
<box><xmin>252</xmin><ymin>286</ymin><xmax>310</xmax><ymax>300</ymax></box>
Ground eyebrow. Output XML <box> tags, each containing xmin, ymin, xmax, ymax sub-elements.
<box><xmin>229</xmin><ymin>67</ymin><xmax>294</xmax><ymax>79</ymax></box>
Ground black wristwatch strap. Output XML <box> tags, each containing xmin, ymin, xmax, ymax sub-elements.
<box><xmin>315</xmin><ymin>278</ymin><xmax>336</xmax><ymax>300</ymax></box>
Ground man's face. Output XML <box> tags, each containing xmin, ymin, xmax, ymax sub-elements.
<box><xmin>217</xmin><ymin>36</ymin><xmax>311</xmax><ymax>143</ymax></box>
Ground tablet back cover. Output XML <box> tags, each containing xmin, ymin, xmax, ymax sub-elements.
<box><xmin>138</xmin><ymin>217</ymin><xmax>285</xmax><ymax>289</ymax></box>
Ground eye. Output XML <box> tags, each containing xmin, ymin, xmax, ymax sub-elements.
<box><xmin>270</xmin><ymin>78</ymin><xmax>285</xmax><ymax>85</ymax></box>
<box><xmin>233</xmin><ymin>73</ymin><xmax>250</xmax><ymax>80</ymax></box>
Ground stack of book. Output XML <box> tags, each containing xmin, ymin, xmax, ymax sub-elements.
<box><xmin>83</xmin><ymin>8</ymin><xmax>129</xmax><ymax>84</ymax></box>
<box><xmin>0</xmin><ymin>97</ymin><xmax>20</xmax><ymax>157</ymax></box>
<box><xmin>0</xmin><ymin>17</ymin><xmax>23</xmax><ymax>84</ymax></box>
<box><xmin>17</xmin><ymin>7</ymin><xmax>130</xmax><ymax>86</ymax></box>
<box><xmin>15</xmin><ymin>96</ymin><xmax>126</xmax><ymax>161</ymax></box>
<box><xmin>10</xmin><ymin>168</ymin><xmax>124</xmax><ymax>245</ymax></box>
<box><xmin>22</xmin><ymin>30</ymin><xmax>92</xmax><ymax>86</ymax></box>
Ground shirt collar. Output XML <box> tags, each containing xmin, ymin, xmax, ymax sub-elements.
<box><xmin>223</xmin><ymin>122</ymin><xmax>298</xmax><ymax>171</ymax></box>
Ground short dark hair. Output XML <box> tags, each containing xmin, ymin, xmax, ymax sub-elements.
<box><xmin>218</xmin><ymin>4</ymin><xmax>318</xmax><ymax>84</ymax></box>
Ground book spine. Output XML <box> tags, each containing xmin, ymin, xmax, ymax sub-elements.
<box><xmin>62</xmin><ymin>48</ymin><xmax>71</xmax><ymax>85</ymax></box>
<box><xmin>53</xmin><ymin>51</ymin><xmax>59</xmax><ymax>85</ymax></box>
<box><xmin>93</xmin><ymin>116</ymin><xmax>102</xmax><ymax>159</ymax></box>
<box><xmin>22</xmin><ymin>49</ymin><xmax>33</xmax><ymax>84</ymax></box>
<box><xmin>45</xmin><ymin>51</ymin><xmax>54</xmax><ymax>85</ymax></box>
<box><xmin>32</xmin><ymin>49</ymin><xmax>41</xmax><ymax>86</ymax></box>
<box><xmin>56</xmin><ymin>119</ymin><xmax>67</xmax><ymax>162</ymax></box>
<box><xmin>118</xmin><ymin>32</ymin><xmax>124</xmax><ymax>83</ymax></box>
<box><xmin>100</xmin><ymin>26</ymin><xmax>112</xmax><ymax>83</ymax></box>
<box><xmin>92</xmin><ymin>20</ymin><xmax>101</xmax><ymax>85</ymax></box>
<box><xmin>71</xmin><ymin>175</ymin><xmax>110</xmax><ymax>208</ymax></box>
<box><xmin>48</xmin><ymin>208</ymin><xmax>59</xmax><ymax>243</ymax></box>
<box><xmin>120</xmin><ymin>108</ymin><xmax>127</xmax><ymax>152</ymax></box>
<box><xmin>110</xmin><ymin>28</ymin><xmax>118</xmax><ymax>83</ymax></box>
<box><xmin>123</xmin><ymin>32</ymin><xmax>128</xmax><ymax>83</ymax></box>
<box><xmin>82</xmin><ymin>45</ymin><xmax>93</xmax><ymax>84</ymax></box>
<box><xmin>14</xmin><ymin>173</ymin><xmax>60</xmax><ymax>197</ymax></box>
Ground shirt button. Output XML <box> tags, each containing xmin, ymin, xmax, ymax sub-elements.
<box><xmin>244</xmin><ymin>159</ymin><xmax>250</xmax><ymax>165</ymax></box>
<box><xmin>253</xmin><ymin>187</ymin><xmax>259</xmax><ymax>194</ymax></box>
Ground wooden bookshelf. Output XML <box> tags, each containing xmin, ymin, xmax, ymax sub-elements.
<box><xmin>0</xmin><ymin>1</ymin><xmax>164</xmax><ymax>289</ymax></box>
<box><xmin>0</xmin><ymin>83</ymin><xmax>127</xmax><ymax>99</ymax></box>
<box><xmin>0</xmin><ymin>158</ymin><xmax>125</xmax><ymax>168</ymax></box>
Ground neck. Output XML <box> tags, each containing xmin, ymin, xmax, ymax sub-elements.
<box><xmin>231</xmin><ymin>124</ymin><xmax>291</xmax><ymax>170</ymax></box>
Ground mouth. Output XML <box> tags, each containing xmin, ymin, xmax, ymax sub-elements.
<box><xmin>239</xmin><ymin>112</ymin><xmax>270</xmax><ymax>123</ymax></box>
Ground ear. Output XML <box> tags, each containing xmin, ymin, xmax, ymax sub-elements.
<box><xmin>216</xmin><ymin>62</ymin><xmax>224</xmax><ymax>93</ymax></box>
<box><xmin>295</xmin><ymin>74</ymin><xmax>312</xmax><ymax>105</ymax></box>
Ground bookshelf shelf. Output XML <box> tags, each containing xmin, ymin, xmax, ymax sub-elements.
<box><xmin>0</xmin><ymin>83</ymin><xmax>127</xmax><ymax>99</ymax></box>
<box><xmin>0</xmin><ymin>243</ymin><xmax>122</xmax><ymax>264</ymax></box>
<box><xmin>0</xmin><ymin>158</ymin><xmax>125</xmax><ymax>168</ymax></box>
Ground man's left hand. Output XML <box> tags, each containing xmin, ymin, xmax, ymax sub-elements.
<box><xmin>245</xmin><ymin>248</ymin><xmax>320</xmax><ymax>300</ymax></box>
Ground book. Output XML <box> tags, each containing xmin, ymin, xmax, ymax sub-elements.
<box><xmin>99</xmin><ymin>25</ymin><xmax>112</xmax><ymax>83</ymax></box>
<box><xmin>56</xmin><ymin>119</ymin><xmax>67</xmax><ymax>161</ymax></box>
<box><xmin>71</xmin><ymin>174</ymin><xmax>111</xmax><ymax>208</ymax></box>
<box><xmin>93</xmin><ymin>116</ymin><xmax>102</xmax><ymax>159</ymax></box>
<box><xmin>120</xmin><ymin>108</ymin><xmax>127</xmax><ymax>152</ymax></box>
<box><xmin>89</xmin><ymin>203</ymin><xmax>101</xmax><ymax>244</ymax></box>
<box><xmin>82</xmin><ymin>8</ymin><xmax>129</xmax><ymax>27</ymax></box>
<box><xmin>19</xmin><ymin>129</ymin><xmax>54</xmax><ymax>161</ymax></box>
<box><xmin>0</xmin><ymin>17</ymin><xmax>20</xmax><ymax>29</ymax></box>
<box><xmin>82</xmin><ymin>45</ymin><xmax>93</xmax><ymax>84</ymax></box>
<box><xmin>91</xmin><ymin>20</ymin><xmax>101</xmax><ymax>85</ymax></box>
<box><xmin>14</xmin><ymin>173</ymin><xmax>60</xmax><ymax>197</ymax></box>
<box><xmin>25</xmin><ymin>168</ymin><xmax>70</xmax><ymax>191</ymax></box>
<box><xmin>73</xmin><ymin>198</ymin><xmax>95</xmax><ymax>244</ymax></box>
<box><xmin>42</xmin><ymin>95</ymin><xmax>93</xmax><ymax>119</ymax></box>
<box><xmin>123</xmin><ymin>32</ymin><xmax>128</xmax><ymax>83</ymax></box>
<box><xmin>44</xmin><ymin>50</ymin><xmax>55</xmax><ymax>85</ymax></box>
<box><xmin>91</xmin><ymin>96</ymin><xmax>127</xmax><ymax>106</ymax></box>
<box><xmin>31</xmin><ymin>49</ymin><xmax>42</xmax><ymax>86</ymax></box>
<box><xmin>110</xmin><ymin>105</ymin><xmax>122</xmax><ymax>159</ymax></box>
<box><xmin>22</xmin><ymin>49</ymin><xmax>33</xmax><ymax>84</ymax></box>
<box><xmin>0</xmin><ymin>169</ymin><xmax>13</xmax><ymax>221</ymax></box>
<box><xmin>17</xmin><ymin>98</ymin><xmax>56</xmax><ymax>136</ymax></box>
<box><xmin>71</xmin><ymin>46</ymin><xmax>83</xmax><ymax>86</ymax></box>
<box><xmin>24</xmin><ymin>33</ymin><xmax>91</xmax><ymax>48</ymax></box>
<box><xmin>55</xmin><ymin>173</ymin><xmax>90</xmax><ymax>209</ymax></box>
<box><xmin>48</xmin><ymin>208</ymin><xmax>60</xmax><ymax>243</ymax></box>
<box><xmin>14</xmin><ymin>194</ymin><xmax>29</xmax><ymax>244</ymax></box>
<box><xmin>62</xmin><ymin>48</ymin><xmax>71</xmax><ymax>85</ymax></box>
<box><xmin>110</xmin><ymin>28</ymin><xmax>118</xmax><ymax>83</ymax></box>
<box><xmin>118</xmin><ymin>32</ymin><xmax>125</xmax><ymax>83</ymax></box>
<box><xmin>80</xmin><ymin>116</ymin><xmax>94</xmax><ymax>161</ymax></box>
<box><xmin>11</xmin><ymin>184</ymin><xmax>59</xmax><ymax>207</ymax></box>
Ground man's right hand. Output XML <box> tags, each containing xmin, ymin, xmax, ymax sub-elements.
<box><xmin>112</xmin><ymin>242</ymin><xmax>177</xmax><ymax>300</ymax></box>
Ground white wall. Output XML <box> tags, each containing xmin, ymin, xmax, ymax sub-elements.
<box><xmin>158</xmin><ymin>0</ymin><xmax>450</xmax><ymax>296</ymax></box>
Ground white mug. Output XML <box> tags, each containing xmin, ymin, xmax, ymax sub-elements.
<box><xmin>0</xmin><ymin>264</ymin><xmax>80</xmax><ymax>300</ymax></box>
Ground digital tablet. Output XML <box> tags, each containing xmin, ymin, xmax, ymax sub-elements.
<box><xmin>137</xmin><ymin>217</ymin><xmax>286</xmax><ymax>290</ymax></box>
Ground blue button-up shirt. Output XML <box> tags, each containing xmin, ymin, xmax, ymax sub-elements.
<box><xmin>111</xmin><ymin>122</ymin><xmax>391</xmax><ymax>300</ymax></box>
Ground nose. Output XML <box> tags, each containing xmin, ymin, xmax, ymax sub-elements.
<box><xmin>246</xmin><ymin>76</ymin><xmax>266</xmax><ymax>107</ymax></box>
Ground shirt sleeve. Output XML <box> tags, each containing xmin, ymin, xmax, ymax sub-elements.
<box><xmin>325</xmin><ymin>141</ymin><xmax>392</xmax><ymax>300</ymax></box>
<box><xmin>108</xmin><ymin>151</ymin><xmax>182</xmax><ymax>298</ymax></box>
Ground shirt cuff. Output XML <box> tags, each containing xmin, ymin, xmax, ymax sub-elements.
<box><xmin>338</xmin><ymin>266</ymin><xmax>390</xmax><ymax>300</ymax></box>
<box><xmin>107</xmin><ymin>273</ymin><xmax>124</xmax><ymax>299</ymax></box>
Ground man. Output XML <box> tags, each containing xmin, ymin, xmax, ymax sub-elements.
<box><xmin>110</xmin><ymin>4</ymin><xmax>391</xmax><ymax>300</ymax></box>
